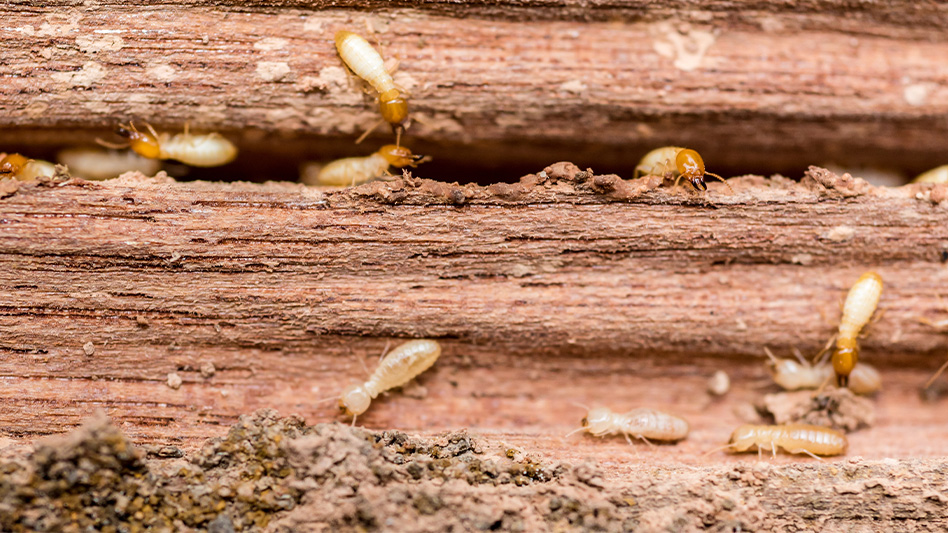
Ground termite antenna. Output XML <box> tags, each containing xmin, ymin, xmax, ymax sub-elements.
<box><xmin>701</xmin><ymin>442</ymin><xmax>734</xmax><ymax>458</ymax></box>
<box><xmin>704</xmin><ymin>171</ymin><xmax>734</xmax><ymax>193</ymax></box>
<box><xmin>924</xmin><ymin>356</ymin><xmax>948</xmax><ymax>389</ymax></box>
<box><xmin>570</xmin><ymin>401</ymin><xmax>591</xmax><ymax>411</ymax></box>
<box><xmin>763</xmin><ymin>346</ymin><xmax>778</xmax><ymax>364</ymax></box>
<box><xmin>791</xmin><ymin>346</ymin><xmax>808</xmax><ymax>366</ymax></box>
<box><xmin>95</xmin><ymin>138</ymin><xmax>130</xmax><ymax>150</ymax></box>
<box><xmin>314</xmin><ymin>395</ymin><xmax>338</xmax><ymax>406</ymax></box>
<box><xmin>564</xmin><ymin>426</ymin><xmax>586</xmax><ymax>439</ymax></box>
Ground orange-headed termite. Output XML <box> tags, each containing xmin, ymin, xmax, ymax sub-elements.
<box><xmin>633</xmin><ymin>146</ymin><xmax>733</xmax><ymax>193</ymax></box>
<box><xmin>315</xmin><ymin>144</ymin><xmax>426</xmax><ymax>187</ymax></box>
<box><xmin>912</xmin><ymin>164</ymin><xmax>948</xmax><ymax>184</ymax></box>
<box><xmin>832</xmin><ymin>272</ymin><xmax>883</xmax><ymax>388</ymax></box>
<box><xmin>335</xmin><ymin>30</ymin><xmax>410</xmax><ymax>145</ymax></box>
<box><xmin>567</xmin><ymin>406</ymin><xmax>689</xmax><ymax>445</ymax></box>
<box><xmin>764</xmin><ymin>347</ymin><xmax>881</xmax><ymax>395</ymax></box>
<box><xmin>99</xmin><ymin>122</ymin><xmax>237</xmax><ymax>167</ymax></box>
<box><xmin>721</xmin><ymin>423</ymin><xmax>847</xmax><ymax>458</ymax></box>
<box><xmin>0</xmin><ymin>153</ymin><xmax>56</xmax><ymax>180</ymax></box>
<box><xmin>337</xmin><ymin>339</ymin><xmax>441</xmax><ymax>423</ymax></box>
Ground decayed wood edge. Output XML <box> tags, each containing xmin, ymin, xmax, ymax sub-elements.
<box><xmin>2</xmin><ymin>164</ymin><xmax>948</xmax><ymax>447</ymax></box>
<box><xmin>2</xmin><ymin>4</ymin><xmax>948</xmax><ymax>174</ymax></box>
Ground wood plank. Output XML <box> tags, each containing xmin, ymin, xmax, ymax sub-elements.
<box><xmin>2</xmin><ymin>3</ymin><xmax>947</xmax><ymax>174</ymax></box>
<box><xmin>2</xmin><ymin>166</ymin><xmax>948</xmax><ymax>453</ymax></box>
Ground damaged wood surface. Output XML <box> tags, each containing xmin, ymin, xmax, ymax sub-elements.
<box><xmin>2</xmin><ymin>2</ymin><xmax>948</xmax><ymax>174</ymax></box>
<box><xmin>2</xmin><ymin>164</ymin><xmax>948</xmax><ymax>457</ymax></box>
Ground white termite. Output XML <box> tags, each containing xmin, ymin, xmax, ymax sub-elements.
<box><xmin>722</xmin><ymin>423</ymin><xmax>847</xmax><ymax>458</ymax></box>
<box><xmin>912</xmin><ymin>164</ymin><xmax>948</xmax><ymax>184</ymax></box>
<box><xmin>337</xmin><ymin>339</ymin><xmax>442</xmax><ymax>420</ymax></box>
<box><xmin>568</xmin><ymin>406</ymin><xmax>689</xmax><ymax>445</ymax></box>
<box><xmin>315</xmin><ymin>144</ymin><xmax>425</xmax><ymax>187</ymax></box>
<box><xmin>58</xmin><ymin>148</ymin><xmax>161</xmax><ymax>180</ymax></box>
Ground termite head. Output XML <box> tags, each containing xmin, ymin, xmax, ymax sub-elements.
<box><xmin>339</xmin><ymin>384</ymin><xmax>371</xmax><ymax>416</ymax></box>
<box><xmin>379</xmin><ymin>92</ymin><xmax>409</xmax><ymax>127</ymax></box>
<box><xmin>726</xmin><ymin>424</ymin><xmax>759</xmax><ymax>452</ymax></box>
<box><xmin>580</xmin><ymin>407</ymin><xmax>614</xmax><ymax>436</ymax></box>
<box><xmin>378</xmin><ymin>145</ymin><xmax>425</xmax><ymax>168</ymax></box>
<box><xmin>116</xmin><ymin>122</ymin><xmax>161</xmax><ymax>159</ymax></box>
<box><xmin>675</xmin><ymin>148</ymin><xmax>707</xmax><ymax>191</ymax></box>
<box><xmin>832</xmin><ymin>339</ymin><xmax>859</xmax><ymax>386</ymax></box>
<box><xmin>0</xmin><ymin>153</ymin><xmax>29</xmax><ymax>176</ymax></box>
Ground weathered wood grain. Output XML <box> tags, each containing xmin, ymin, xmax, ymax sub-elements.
<box><xmin>2</xmin><ymin>2</ymin><xmax>947</xmax><ymax>176</ymax></box>
<box><xmin>2</xmin><ymin>165</ymin><xmax>948</xmax><ymax>454</ymax></box>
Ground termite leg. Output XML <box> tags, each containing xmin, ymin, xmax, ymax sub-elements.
<box><xmin>791</xmin><ymin>448</ymin><xmax>824</xmax><ymax>461</ymax></box>
<box><xmin>379</xmin><ymin>340</ymin><xmax>392</xmax><ymax>362</ymax></box>
<box><xmin>351</xmin><ymin>414</ymin><xmax>358</xmax><ymax>427</ymax></box>
<box><xmin>814</xmin><ymin>373</ymin><xmax>833</xmax><ymax>396</ymax></box>
<box><xmin>860</xmin><ymin>307</ymin><xmax>886</xmax><ymax>337</ymax></box>
<box><xmin>636</xmin><ymin>434</ymin><xmax>655</xmax><ymax>448</ymax></box>
<box><xmin>357</xmin><ymin>351</ymin><xmax>371</xmax><ymax>377</ymax></box>
<box><xmin>355</xmin><ymin>120</ymin><xmax>384</xmax><ymax>144</ymax></box>
<box><xmin>924</xmin><ymin>356</ymin><xmax>948</xmax><ymax>389</ymax></box>
<box><xmin>771</xmin><ymin>441</ymin><xmax>776</xmax><ymax>458</ymax></box>
<box><xmin>812</xmin><ymin>334</ymin><xmax>837</xmax><ymax>365</ymax></box>
<box><xmin>622</xmin><ymin>433</ymin><xmax>640</xmax><ymax>457</ymax></box>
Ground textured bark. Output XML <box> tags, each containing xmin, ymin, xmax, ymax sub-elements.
<box><xmin>1</xmin><ymin>1</ymin><xmax>947</xmax><ymax>176</ymax></box>
<box><xmin>2</xmin><ymin>165</ymin><xmax>948</xmax><ymax>458</ymax></box>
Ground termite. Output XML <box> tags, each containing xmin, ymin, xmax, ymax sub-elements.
<box><xmin>98</xmin><ymin>122</ymin><xmax>237</xmax><ymax>167</ymax></box>
<box><xmin>720</xmin><ymin>423</ymin><xmax>847</xmax><ymax>459</ymax></box>
<box><xmin>57</xmin><ymin>148</ymin><xmax>161</xmax><ymax>180</ymax></box>
<box><xmin>831</xmin><ymin>272</ymin><xmax>883</xmax><ymax>388</ymax></box>
<box><xmin>315</xmin><ymin>144</ymin><xmax>427</xmax><ymax>187</ymax></box>
<box><xmin>566</xmin><ymin>406</ymin><xmax>689</xmax><ymax>445</ymax></box>
<box><xmin>335</xmin><ymin>30</ymin><xmax>410</xmax><ymax>145</ymax></box>
<box><xmin>633</xmin><ymin>146</ymin><xmax>733</xmax><ymax>193</ymax></box>
<box><xmin>912</xmin><ymin>164</ymin><xmax>948</xmax><ymax>184</ymax></box>
<box><xmin>0</xmin><ymin>153</ymin><xmax>56</xmax><ymax>180</ymax></box>
<box><xmin>336</xmin><ymin>339</ymin><xmax>442</xmax><ymax>423</ymax></box>
<box><xmin>764</xmin><ymin>347</ymin><xmax>881</xmax><ymax>395</ymax></box>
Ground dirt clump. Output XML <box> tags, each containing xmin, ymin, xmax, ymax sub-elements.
<box><xmin>761</xmin><ymin>387</ymin><xmax>875</xmax><ymax>432</ymax></box>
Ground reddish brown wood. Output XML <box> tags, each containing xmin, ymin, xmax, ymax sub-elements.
<box><xmin>2</xmin><ymin>166</ymin><xmax>948</xmax><ymax>461</ymax></box>
<box><xmin>1</xmin><ymin>2</ymin><xmax>947</xmax><ymax>174</ymax></box>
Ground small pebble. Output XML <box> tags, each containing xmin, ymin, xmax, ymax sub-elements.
<box><xmin>167</xmin><ymin>372</ymin><xmax>183</xmax><ymax>390</ymax></box>
<box><xmin>708</xmin><ymin>370</ymin><xmax>730</xmax><ymax>396</ymax></box>
<box><xmin>83</xmin><ymin>341</ymin><xmax>95</xmax><ymax>356</ymax></box>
